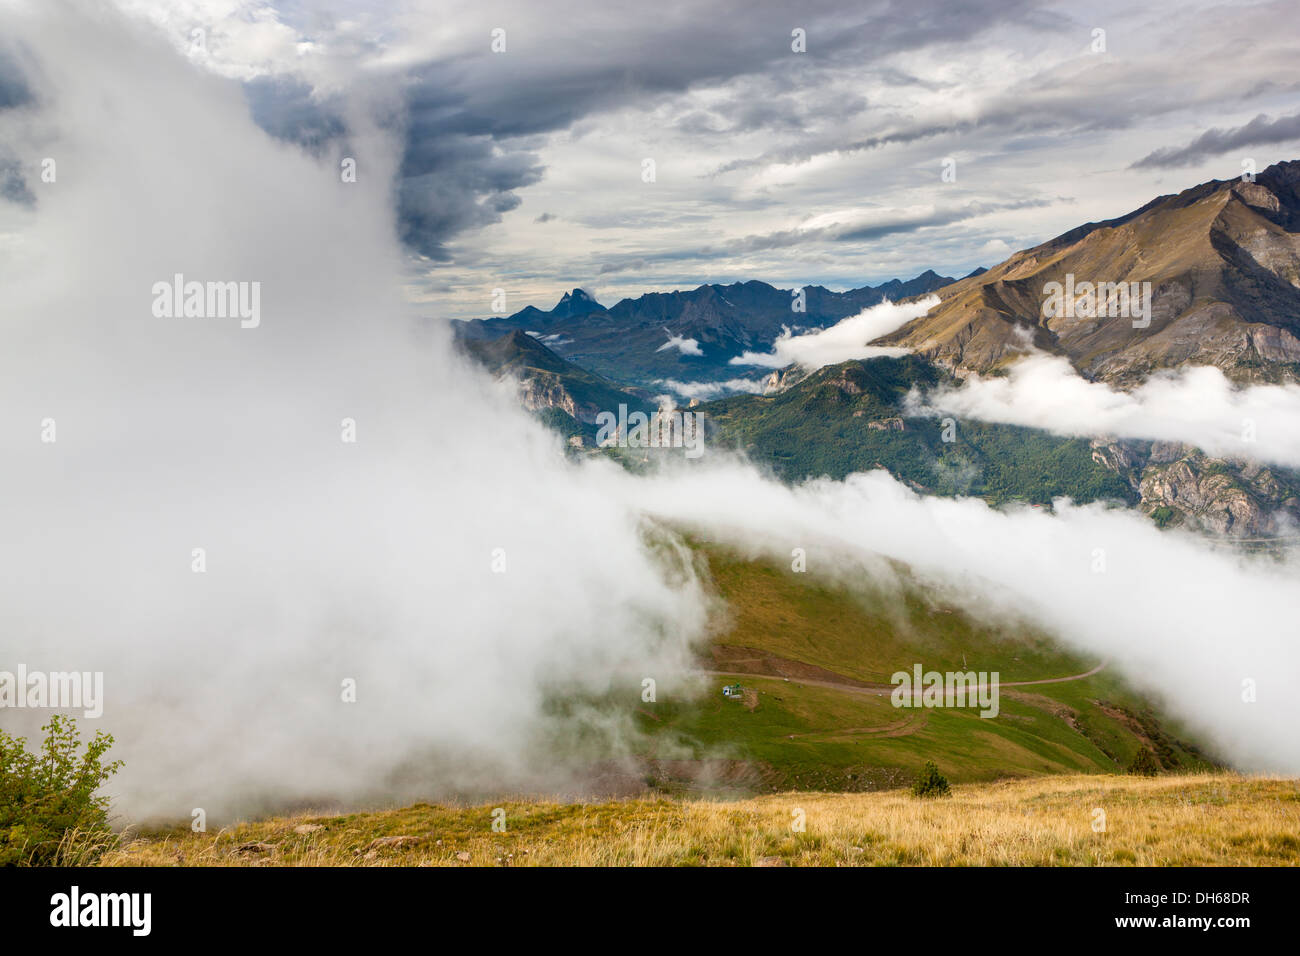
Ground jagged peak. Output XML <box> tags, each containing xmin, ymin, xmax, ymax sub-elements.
<box><xmin>551</xmin><ymin>287</ymin><xmax>606</xmax><ymax>313</ymax></box>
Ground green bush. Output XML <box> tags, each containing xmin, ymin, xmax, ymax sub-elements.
<box><xmin>1149</xmin><ymin>505</ymin><xmax>1177</xmax><ymax>529</ymax></box>
<box><xmin>1126</xmin><ymin>748</ymin><xmax>1161</xmax><ymax>777</ymax></box>
<box><xmin>0</xmin><ymin>715</ymin><xmax>122</xmax><ymax>866</ymax></box>
<box><xmin>912</xmin><ymin>760</ymin><xmax>952</xmax><ymax>798</ymax></box>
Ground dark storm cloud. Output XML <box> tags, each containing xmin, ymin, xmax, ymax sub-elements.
<box><xmin>0</xmin><ymin>45</ymin><xmax>34</xmax><ymax>205</ymax></box>
<box><xmin>1132</xmin><ymin>112</ymin><xmax>1300</xmax><ymax>169</ymax></box>
<box><xmin>244</xmin><ymin>76</ymin><xmax>347</xmax><ymax>155</ymax></box>
<box><xmin>387</xmin><ymin>9</ymin><xmax>814</xmax><ymax>257</ymax></box>
<box><xmin>244</xmin><ymin>0</ymin><xmax>1046</xmax><ymax>260</ymax></box>
<box><xmin>0</xmin><ymin>45</ymin><xmax>33</xmax><ymax>110</ymax></box>
<box><xmin>397</xmin><ymin>135</ymin><xmax>545</xmax><ymax>261</ymax></box>
<box><xmin>0</xmin><ymin>156</ymin><xmax>35</xmax><ymax>206</ymax></box>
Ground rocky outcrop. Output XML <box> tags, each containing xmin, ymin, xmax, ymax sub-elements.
<box><xmin>1089</xmin><ymin>438</ymin><xmax>1300</xmax><ymax>536</ymax></box>
<box><xmin>459</xmin><ymin>328</ymin><xmax>655</xmax><ymax>426</ymax></box>
<box><xmin>762</xmin><ymin>366</ymin><xmax>808</xmax><ymax>393</ymax></box>
<box><xmin>865</xmin><ymin>416</ymin><xmax>905</xmax><ymax>431</ymax></box>
<box><xmin>515</xmin><ymin>373</ymin><xmax>599</xmax><ymax>423</ymax></box>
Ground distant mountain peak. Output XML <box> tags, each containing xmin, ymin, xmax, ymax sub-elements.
<box><xmin>551</xmin><ymin>287</ymin><xmax>606</xmax><ymax>316</ymax></box>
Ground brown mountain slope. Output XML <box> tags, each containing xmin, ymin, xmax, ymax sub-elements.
<box><xmin>881</xmin><ymin>160</ymin><xmax>1300</xmax><ymax>385</ymax></box>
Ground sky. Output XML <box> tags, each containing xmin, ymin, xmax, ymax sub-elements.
<box><xmin>4</xmin><ymin>0</ymin><xmax>1299</xmax><ymax>321</ymax></box>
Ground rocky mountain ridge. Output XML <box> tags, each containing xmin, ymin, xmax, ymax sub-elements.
<box><xmin>880</xmin><ymin>160</ymin><xmax>1300</xmax><ymax>386</ymax></box>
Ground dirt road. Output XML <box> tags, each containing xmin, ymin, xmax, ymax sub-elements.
<box><xmin>702</xmin><ymin>658</ymin><xmax>1108</xmax><ymax>698</ymax></box>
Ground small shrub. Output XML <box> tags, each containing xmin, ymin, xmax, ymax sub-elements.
<box><xmin>912</xmin><ymin>761</ymin><xmax>951</xmax><ymax>798</ymax></box>
<box><xmin>1127</xmin><ymin>748</ymin><xmax>1161</xmax><ymax>777</ymax></box>
<box><xmin>0</xmin><ymin>715</ymin><xmax>122</xmax><ymax>866</ymax></box>
<box><xmin>1149</xmin><ymin>505</ymin><xmax>1179</xmax><ymax>529</ymax></box>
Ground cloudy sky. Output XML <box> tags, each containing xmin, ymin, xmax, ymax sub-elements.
<box><xmin>5</xmin><ymin>0</ymin><xmax>1300</xmax><ymax>320</ymax></box>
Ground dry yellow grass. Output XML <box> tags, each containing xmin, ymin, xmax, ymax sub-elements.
<box><xmin>103</xmin><ymin>773</ymin><xmax>1300</xmax><ymax>867</ymax></box>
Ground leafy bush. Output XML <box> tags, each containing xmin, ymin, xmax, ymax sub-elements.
<box><xmin>1149</xmin><ymin>505</ymin><xmax>1177</xmax><ymax>528</ymax></box>
<box><xmin>912</xmin><ymin>760</ymin><xmax>952</xmax><ymax>798</ymax></box>
<box><xmin>0</xmin><ymin>715</ymin><xmax>122</xmax><ymax>866</ymax></box>
<box><xmin>1126</xmin><ymin>748</ymin><xmax>1161</xmax><ymax>777</ymax></box>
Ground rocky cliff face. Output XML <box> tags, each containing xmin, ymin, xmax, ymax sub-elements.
<box><xmin>458</xmin><ymin>328</ymin><xmax>654</xmax><ymax>427</ymax></box>
<box><xmin>1090</xmin><ymin>438</ymin><xmax>1300</xmax><ymax>536</ymax></box>
<box><xmin>515</xmin><ymin>373</ymin><xmax>600</xmax><ymax>424</ymax></box>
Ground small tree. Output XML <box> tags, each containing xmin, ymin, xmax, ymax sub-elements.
<box><xmin>912</xmin><ymin>760</ymin><xmax>951</xmax><ymax>798</ymax></box>
<box><xmin>0</xmin><ymin>715</ymin><xmax>122</xmax><ymax>866</ymax></box>
<box><xmin>1126</xmin><ymin>748</ymin><xmax>1161</xmax><ymax>777</ymax></box>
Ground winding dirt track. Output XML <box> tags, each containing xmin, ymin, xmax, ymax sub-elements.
<box><xmin>702</xmin><ymin>659</ymin><xmax>1109</xmax><ymax>699</ymax></box>
<box><xmin>701</xmin><ymin>659</ymin><xmax>1108</xmax><ymax>739</ymax></box>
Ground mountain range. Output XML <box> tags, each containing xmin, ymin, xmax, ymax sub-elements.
<box><xmin>454</xmin><ymin>270</ymin><xmax>959</xmax><ymax>388</ymax></box>
<box><xmin>460</xmin><ymin>162</ymin><xmax>1300</xmax><ymax>392</ymax></box>
<box><xmin>458</xmin><ymin>161</ymin><xmax>1300</xmax><ymax>536</ymax></box>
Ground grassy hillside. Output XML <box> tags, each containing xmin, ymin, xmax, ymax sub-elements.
<box><xmin>621</xmin><ymin>544</ymin><xmax>1213</xmax><ymax>793</ymax></box>
<box><xmin>104</xmin><ymin>773</ymin><xmax>1300</xmax><ymax>867</ymax></box>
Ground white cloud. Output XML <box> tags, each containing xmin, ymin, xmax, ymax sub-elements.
<box><xmin>0</xmin><ymin>7</ymin><xmax>709</xmax><ymax>820</ymax></box>
<box><xmin>656</xmin><ymin>330</ymin><xmax>703</xmax><ymax>356</ymax></box>
<box><xmin>528</xmin><ymin>331</ymin><xmax>573</xmax><ymax>346</ymax></box>
<box><xmin>908</xmin><ymin>354</ymin><xmax>1300</xmax><ymax>469</ymax></box>
<box><xmin>976</xmin><ymin>238</ymin><xmax>1011</xmax><ymax>259</ymax></box>
<box><xmin>657</xmin><ymin>377</ymin><xmax>769</xmax><ymax>400</ymax></box>
<box><xmin>731</xmin><ymin>296</ymin><xmax>936</xmax><ymax>369</ymax></box>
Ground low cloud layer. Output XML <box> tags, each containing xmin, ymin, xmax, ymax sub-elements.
<box><xmin>907</xmin><ymin>355</ymin><xmax>1300</xmax><ymax>469</ymax></box>
<box><xmin>0</xmin><ymin>6</ymin><xmax>710</xmax><ymax>821</ymax></box>
<box><xmin>657</xmin><ymin>377</ymin><xmax>769</xmax><ymax>400</ymax></box>
<box><xmin>731</xmin><ymin>296</ymin><xmax>936</xmax><ymax>369</ymax></box>
<box><xmin>656</xmin><ymin>331</ymin><xmax>704</xmax><ymax>356</ymax></box>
